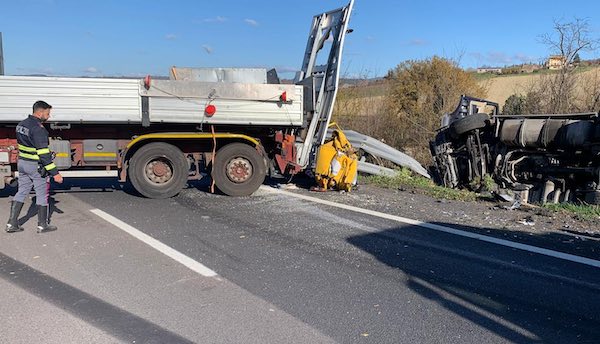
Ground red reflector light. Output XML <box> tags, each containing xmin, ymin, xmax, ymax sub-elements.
<box><xmin>280</xmin><ymin>91</ymin><xmax>287</xmax><ymax>102</ymax></box>
<box><xmin>144</xmin><ymin>75</ymin><xmax>152</xmax><ymax>90</ymax></box>
<box><xmin>205</xmin><ymin>104</ymin><xmax>216</xmax><ymax>116</ymax></box>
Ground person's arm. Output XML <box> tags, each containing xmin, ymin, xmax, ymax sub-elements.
<box><xmin>31</xmin><ymin>127</ymin><xmax>60</xmax><ymax>178</ymax></box>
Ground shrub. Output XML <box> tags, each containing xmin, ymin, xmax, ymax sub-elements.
<box><xmin>381</xmin><ymin>57</ymin><xmax>486</xmax><ymax>163</ymax></box>
<box><xmin>503</xmin><ymin>94</ymin><xmax>527</xmax><ymax>115</ymax></box>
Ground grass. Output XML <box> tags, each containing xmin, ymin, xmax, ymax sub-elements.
<box><xmin>361</xmin><ymin>168</ymin><xmax>478</xmax><ymax>201</ymax></box>
<box><xmin>471</xmin><ymin>65</ymin><xmax>600</xmax><ymax>81</ymax></box>
<box><xmin>337</xmin><ymin>83</ymin><xmax>388</xmax><ymax>100</ymax></box>
<box><xmin>362</xmin><ymin>168</ymin><xmax>600</xmax><ymax>221</ymax></box>
<box><xmin>542</xmin><ymin>203</ymin><xmax>600</xmax><ymax>221</ymax></box>
<box><xmin>471</xmin><ymin>72</ymin><xmax>501</xmax><ymax>81</ymax></box>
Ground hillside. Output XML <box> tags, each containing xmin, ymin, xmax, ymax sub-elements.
<box><xmin>478</xmin><ymin>66</ymin><xmax>600</xmax><ymax>108</ymax></box>
<box><xmin>333</xmin><ymin>66</ymin><xmax>600</xmax><ymax>119</ymax></box>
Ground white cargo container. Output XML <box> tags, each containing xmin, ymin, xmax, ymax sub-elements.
<box><xmin>0</xmin><ymin>75</ymin><xmax>303</xmax><ymax>126</ymax></box>
<box><xmin>0</xmin><ymin>76</ymin><xmax>141</xmax><ymax>123</ymax></box>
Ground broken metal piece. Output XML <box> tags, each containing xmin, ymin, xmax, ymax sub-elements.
<box><xmin>326</xmin><ymin>129</ymin><xmax>430</xmax><ymax>178</ymax></box>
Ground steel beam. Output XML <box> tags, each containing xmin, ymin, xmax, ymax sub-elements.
<box><xmin>0</xmin><ymin>32</ymin><xmax>4</xmax><ymax>75</ymax></box>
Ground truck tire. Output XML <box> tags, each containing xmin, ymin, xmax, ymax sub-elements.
<box><xmin>129</xmin><ymin>142</ymin><xmax>189</xmax><ymax>199</ymax></box>
<box><xmin>449</xmin><ymin>113</ymin><xmax>489</xmax><ymax>138</ymax></box>
<box><xmin>584</xmin><ymin>190</ymin><xmax>600</xmax><ymax>205</ymax></box>
<box><xmin>212</xmin><ymin>143</ymin><xmax>267</xmax><ymax>196</ymax></box>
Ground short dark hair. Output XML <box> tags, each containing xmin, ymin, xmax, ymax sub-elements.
<box><xmin>33</xmin><ymin>100</ymin><xmax>52</xmax><ymax>113</ymax></box>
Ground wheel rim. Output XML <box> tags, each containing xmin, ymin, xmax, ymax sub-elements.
<box><xmin>144</xmin><ymin>158</ymin><xmax>174</xmax><ymax>185</ymax></box>
<box><xmin>226</xmin><ymin>157</ymin><xmax>253</xmax><ymax>183</ymax></box>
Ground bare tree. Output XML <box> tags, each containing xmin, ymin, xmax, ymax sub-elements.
<box><xmin>531</xmin><ymin>18</ymin><xmax>600</xmax><ymax>113</ymax></box>
<box><xmin>540</xmin><ymin>18</ymin><xmax>599</xmax><ymax>65</ymax></box>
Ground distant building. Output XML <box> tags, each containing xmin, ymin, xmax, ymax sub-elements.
<box><xmin>547</xmin><ymin>55</ymin><xmax>567</xmax><ymax>70</ymax></box>
<box><xmin>477</xmin><ymin>67</ymin><xmax>503</xmax><ymax>74</ymax></box>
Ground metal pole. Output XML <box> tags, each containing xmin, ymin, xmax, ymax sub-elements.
<box><xmin>0</xmin><ymin>32</ymin><xmax>4</xmax><ymax>75</ymax></box>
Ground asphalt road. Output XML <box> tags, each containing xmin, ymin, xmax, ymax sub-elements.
<box><xmin>1</xmin><ymin>179</ymin><xmax>599</xmax><ymax>343</ymax></box>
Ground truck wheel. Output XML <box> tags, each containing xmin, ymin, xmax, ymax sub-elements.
<box><xmin>129</xmin><ymin>143</ymin><xmax>188</xmax><ymax>199</ymax></box>
<box><xmin>584</xmin><ymin>190</ymin><xmax>600</xmax><ymax>205</ymax></box>
<box><xmin>212</xmin><ymin>143</ymin><xmax>267</xmax><ymax>196</ymax></box>
<box><xmin>450</xmin><ymin>113</ymin><xmax>489</xmax><ymax>138</ymax></box>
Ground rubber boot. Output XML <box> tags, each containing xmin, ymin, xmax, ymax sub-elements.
<box><xmin>37</xmin><ymin>205</ymin><xmax>57</xmax><ymax>233</ymax></box>
<box><xmin>6</xmin><ymin>201</ymin><xmax>24</xmax><ymax>233</ymax></box>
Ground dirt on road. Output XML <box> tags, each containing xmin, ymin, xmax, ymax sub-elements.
<box><xmin>275</xmin><ymin>181</ymin><xmax>600</xmax><ymax>260</ymax></box>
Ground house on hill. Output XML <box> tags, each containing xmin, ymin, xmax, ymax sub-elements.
<box><xmin>477</xmin><ymin>67</ymin><xmax>503</xmax><ymax>74</ymax></box>
<box><xmin>547</xmin><ymin>55</ymin><xmax>567</xmax><ymax>70</ymax></box>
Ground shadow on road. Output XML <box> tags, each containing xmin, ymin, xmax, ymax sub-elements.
<box><xmin>0</xmin><ymin>252</ymin><xmax>194</xmax><ymax>343</ymax></box>
<box><xmin>347</xmin><ymin>224</ymin><xmax>600</xmax><ymax>344</ymax></box>
<box><xmin>0</xmin><ymin>176</ymin><xmax>216</xmax><ymax>200</ymax></box>
<box><xmin>1</xmin><ymin>178</ymin><xmax>121</xmax><ymax>225</ymax></box>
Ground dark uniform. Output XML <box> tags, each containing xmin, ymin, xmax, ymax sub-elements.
<box><xmin>6</xmin><ymin>115</ymin><xmax>59</xmax><ymax>233</ymax></box>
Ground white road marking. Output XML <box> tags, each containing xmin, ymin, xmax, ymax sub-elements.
<box><xmin>260</xmin><ymin>186</ymin><xmax>600</xmax><ymax>269</ymax></box>
<box><xmin>90</xmin><ymin>208</ymin><xmax>219</xmax><ymax>277</ymax></box>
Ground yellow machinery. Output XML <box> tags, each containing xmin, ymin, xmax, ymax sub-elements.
<box><xmin>314</xmin><ymin>125</ymin><xmax>358</xmax><ymax>191</ymax></box>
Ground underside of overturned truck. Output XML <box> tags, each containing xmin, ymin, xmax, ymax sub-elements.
<box><xmin>430</xmin><ymin>95</ymin><xmax>600</xmax><ymax>205</ymax></box>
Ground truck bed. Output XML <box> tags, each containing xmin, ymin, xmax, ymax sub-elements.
<box><xmin>0</xmin><ymin>76</ymin><xmax>141</xmax><ymax>123</ymax></box>
<box><xmin>0</xmin><ymin>75</ymin><xmax>303</xmax><ymax>126</ymax></box>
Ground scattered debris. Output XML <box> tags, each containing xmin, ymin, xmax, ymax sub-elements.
<box><xmin>517</xmin><ymin>216</ymin><xmax>536</xmax><ymax>226</ymax></box>
<box><xmin>282</xmin><ymin>184</ymin><xmax>299</xmax><ymax>190</ymax></box>
<box><xmin>503</xmin><ymin>200</ymin><xmax>522</xmax><ymax>211</ymax></box>
<box><xmin>495</xmin><ymin>193</ymin><xmax>515</xmax><ymax>203</ymax></box>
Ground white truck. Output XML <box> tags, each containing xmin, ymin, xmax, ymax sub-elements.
<box><xmin>0</xmin><ymin>1</ymin><xmax>354</xmax><ymax>198</ymax></box>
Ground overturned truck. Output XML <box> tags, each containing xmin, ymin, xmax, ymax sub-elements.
<box><xmin>430</xmin><ymin>95</ymin><xmax>600</xmax><ymax>205</ymax></box>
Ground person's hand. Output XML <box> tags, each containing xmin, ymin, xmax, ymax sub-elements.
<box><xmin>53</xmin><ymin>173</ymin><xmax>63</xmax><ymax>184</ymax></box>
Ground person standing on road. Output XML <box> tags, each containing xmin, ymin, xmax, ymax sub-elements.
<box><xmin>6</xmin><ymin>101</ymin><xmax>63</xmax><ymax>233</ymax></box>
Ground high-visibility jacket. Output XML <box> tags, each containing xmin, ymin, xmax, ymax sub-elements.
<box><xmin>15</xmin><ymin>115</ymin><xmax>58</xmax><ymax>176</ymax></box>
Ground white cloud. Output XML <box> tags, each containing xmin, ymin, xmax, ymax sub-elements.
<box><xmin>469</xmin><ymin>51</ymin><xmax>539</xmax><ymax>67</ymax></box>
<box><xmin>514</xmin><ymin>53</ymin><xmax>537</xmax><ymax>64</ymax></box>
<box><xmin>165</xmin><ymin>34</ymin><xmax>177</xmax><ymax>40</ymax></box>
<box><xmin>408</xmin><ymin>39</ymin><xmax>427</xmax><ymax>46</ymax></box>
<box><xmin>202</xmin><ymin>44</ymin><xmax>213</xmax><ymax>54</ymax></box>
<box><xmin>487</xmin><ymin>51</ymin><xmax>512</xmax><ymax>65</ymax></box>
<box><xmin>469</xmin><ymin>52</ymin><xmax>484</xmax><ymax>61</ymax></box>
<box><xmin>84</xmin><ymin>67</ymin><xmax>99</xmax><ymax>73</ymax></box>
<box><xmin>244</xmin><ymin>18</ymin><xmax>259</xmax><ymax>27</ymax></box>
<box><xmin>203</xmin><ymin>16</ymin><xmax>227</xmax><ymax>23</ymax></box>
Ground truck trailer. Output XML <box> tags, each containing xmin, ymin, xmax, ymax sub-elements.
<box><xmin>0</xmin><ymin>1</ymin><xmax>354</xmax><ymax>198</ymax></box>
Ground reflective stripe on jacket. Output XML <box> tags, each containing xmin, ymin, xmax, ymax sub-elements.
<box><xmin>15</xmin><ymin>115</ymin><xmax>58</xmax><ymax>176</ymax></box>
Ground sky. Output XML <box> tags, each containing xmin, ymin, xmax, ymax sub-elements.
<box><xmin>2</xmin><ymin>0</ymin><xmax>600</xmax><ymax>78</ymax></box>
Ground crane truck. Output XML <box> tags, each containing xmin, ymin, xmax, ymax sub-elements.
<box><xmin>0</xmin><ymin>1</ymin><xmax>354</xmax><ymax>198</ymax></box>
